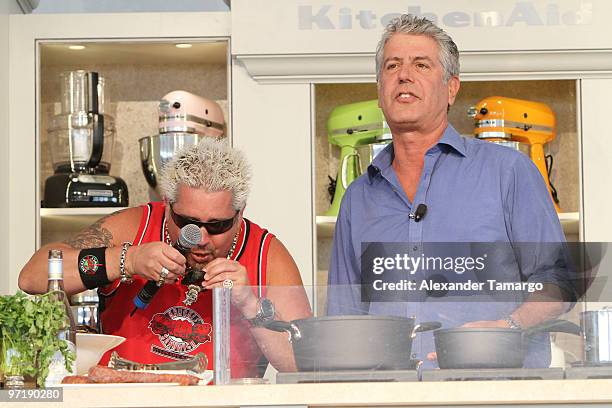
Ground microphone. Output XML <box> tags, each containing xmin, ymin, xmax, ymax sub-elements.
<box><xmin>414</xmin><ymin>204</ymin><xmax>427</xmax><ymax>222</ymax></box>
<box><xmin>131</xmin><ymin>224</ymin><xmax>201</xmax><ymax>314</ymax></box>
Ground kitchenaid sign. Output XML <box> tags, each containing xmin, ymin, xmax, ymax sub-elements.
<box><xmin>298</xmin><ymin>2</ymin><xmax>593</xmax><ymax>30</ymax></box>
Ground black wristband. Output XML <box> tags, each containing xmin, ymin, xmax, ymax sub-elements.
<box><xmin>78</xmin><ymin>247</ymin><xmax>111</xmax><ymax>289</ymax></box>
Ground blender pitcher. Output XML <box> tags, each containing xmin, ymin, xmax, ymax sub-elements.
<box><xmin>43</xmin><ymin>70</ymin><xmax>128</xmax><ymax>207</ymax></box>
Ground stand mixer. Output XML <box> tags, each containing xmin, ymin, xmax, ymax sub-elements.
<box><xmin>139</xmin><ymin>90</ymin><xmax>225</xmax><ymax>197</ymax></box>
<box><xmin>470</xmin><ymin>96</ymin><xmax>561</xmax><ymax>212</ymax></box>
<box><xmin>325</xmin><ymin>99</ymin><xmax>390</xmax><ymax>216</ymax></box>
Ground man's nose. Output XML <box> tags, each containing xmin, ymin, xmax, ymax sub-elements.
<box><xmin>398</xmin><ymin>64</ymin><xmax>414</xmax><ymax>83</ymax></box>
<box><xmin>198</xmin><ymin>227</ymin><xmax>211</xmax><ymax>245</ymax></box>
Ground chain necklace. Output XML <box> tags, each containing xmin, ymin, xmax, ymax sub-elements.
<box><xmin>163</xmin><ymin>220</ymin><xmax>171</xmax><ymax>245</ymax></box>
<box><xmin>183</xmin><ymin>223</ymin><xmax>241</xmax><ymax>306</ymax></box>
<box><xmin>226</xmin><ymin>229</ymin><xmax>239</xmax><ymax>260</ymax></box>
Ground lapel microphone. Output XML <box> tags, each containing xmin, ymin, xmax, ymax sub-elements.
<box><xmin>414</xmin><ymin>204</ymin><xmax>428</xmax><ymax>222</ymax></box>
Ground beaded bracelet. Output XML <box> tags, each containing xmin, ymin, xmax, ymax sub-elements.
<box><xmin>119</xmin><ymin>241</ymin><xmax>133</xmax><ymax>283</ymax></box>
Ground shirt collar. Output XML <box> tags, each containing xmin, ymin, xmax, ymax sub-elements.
<box><xmin>438</xmin><ymin>124</ymin><xmax>467</xmax><ymax>157</ymax></box>
<box><xmin>367</xmin><ymin>124</ymin><xmax>467</xmax><ymax>182</ymax></box>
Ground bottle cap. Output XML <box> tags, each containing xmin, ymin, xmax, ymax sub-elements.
<box><xmin>48</xmin><ymin>249</ymin><xmax>63</xmax><ymax>259</ymax></box>
<box><xmin>48</xmin><ymin>249</ymin><xmax>63</xmax><ymax>280</ymax></box>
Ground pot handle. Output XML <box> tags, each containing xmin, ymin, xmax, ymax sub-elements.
<box><xmin>523</xmin><ymin>319</ymin><xmax>581</xmax><ymax>337</ymax></box>
<box><xmin>410</xmin><ymin>321</ymin><xmax>442</xmax><ymax>338</ymax></box>
<box><xmin>261</xmin><ymin>320</ymin><xmax>302</xmax><ymax>342</ymax></box>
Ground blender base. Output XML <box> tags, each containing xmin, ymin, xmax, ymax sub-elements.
<box><xmin>43</xmin><ymin>173</ymin><xmax>129</xmax><ymax>208</ymax></box>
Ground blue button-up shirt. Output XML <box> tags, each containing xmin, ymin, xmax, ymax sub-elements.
<box><xmin>327</xmin><ymin>124</ymin><xmax>571</xmax><ymax>368</ymax></box>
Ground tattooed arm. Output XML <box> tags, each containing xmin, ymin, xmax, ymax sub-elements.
<box><xmin>18</xmin><ymin>207</ymin><xmax>143</xmax><ymax>295</ymax></box>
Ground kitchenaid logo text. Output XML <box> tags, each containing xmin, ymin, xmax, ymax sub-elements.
<box><xmin>298</xmin><ymin>2</ymin><xmax>592</xmax><ymax>30</ymax></box>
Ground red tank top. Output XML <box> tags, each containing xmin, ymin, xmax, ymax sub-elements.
<box><xmin>98</xmin><ymin>202</ymin><xmax>273</xmax><ymax>378</ymax></box>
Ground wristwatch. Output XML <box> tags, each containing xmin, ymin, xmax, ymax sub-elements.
<box><xmin>504</xmin><ymin>315</ymin><xmax>521</xmax><ymax>329</ymax></box>
<box><xmin>248</xmin><ymin>298</ymin><xmax>275</xmax><ymax>327</ymax></box>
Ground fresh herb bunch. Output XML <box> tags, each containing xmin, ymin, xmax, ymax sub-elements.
<box><xmin>0</xmin><ymin>292</ymin><xmax>75</xmax><ymax>387</ymax></box>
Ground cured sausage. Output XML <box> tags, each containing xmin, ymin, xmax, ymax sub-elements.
<box><xmin>87</xmin><ymin>365</ymin><xmax>200</xmax><ymax>386</ymax></box>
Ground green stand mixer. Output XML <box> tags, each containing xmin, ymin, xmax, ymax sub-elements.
<box><xmin>325</xmin><ymin>99</ymin><xmax>390</xmax><ymax>216</ymax></box>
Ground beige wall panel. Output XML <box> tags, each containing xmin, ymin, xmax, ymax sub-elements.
<box><xmin>581</xmin><ymin>79</ymin><xmax>612</xmax><ymax>241</ymax></box>
<box><xmin>231</xmin><ymin>63</ymin><xmax>313</xmax><ymax>286</ymax></box>
<box><xmin>0</xmin><ymin>2</ymin><xmax>12</xmax><ymax>294</ymax></box>
<box><xmin>580</xmin><ymin>79</ymin><xmax>612</xmax><ymax>310</ymax></box>
<box><xmin>233</xmin><ymin>0</ymin><xmax>609</xmax><ymax>55</ymax></box>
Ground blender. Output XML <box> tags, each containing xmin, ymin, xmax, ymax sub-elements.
<box><xmin>139</xmin><ymin>90</ymin><xmax>226</xmax><ymax>197</ymax></box>
<box><xmin>43</xmin><ymin>70</ymin><xmax>128</xmax><ymax>207</ymax></box>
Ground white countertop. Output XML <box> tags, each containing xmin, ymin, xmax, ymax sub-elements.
<box><xmin>24</xmin><ymin>379</ymin><xmax>612</xmax><ymax>408</ymax></box>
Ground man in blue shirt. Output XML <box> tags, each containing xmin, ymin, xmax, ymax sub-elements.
<box><xmin>327</xmin><ymin>14</ymin><xmax>574</xmax><ymax>368</ymax></box>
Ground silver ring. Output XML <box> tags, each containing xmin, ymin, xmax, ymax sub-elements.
<box><xmin>157</xmin><ymin>267</ymin><xmax>169</xmax><ymax>286</ymax></box>
<box><xmin>222</xmin><ymin>279</ymin><xmax>233</xmax><ymax>289</ymax></box>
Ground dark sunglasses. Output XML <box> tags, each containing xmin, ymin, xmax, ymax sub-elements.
<box><xmin>170</xmin><ymin>205</ymin><xmax>238</xmax><ymax>235</ymax></box>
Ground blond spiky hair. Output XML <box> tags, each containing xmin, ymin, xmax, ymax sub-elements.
<box><xmin>160</xmin><ymin>138</ymin><xmax>251</xmax><ymax>210</ymax></box>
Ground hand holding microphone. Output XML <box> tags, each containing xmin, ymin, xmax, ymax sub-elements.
<box><xmin>131</xmin><ymin>224</ymin><xmax>202</xmax><ymax>314</ymax></box>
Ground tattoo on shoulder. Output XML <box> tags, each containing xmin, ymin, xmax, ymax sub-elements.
<box><xmin>62</xmin><ymin>208</ymin><xmax>129</xmax><ymax>249</ymax></box>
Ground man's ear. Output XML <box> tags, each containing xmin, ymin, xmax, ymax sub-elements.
<box><xmin>447</xmin><ymin>76</ymin><xmax>460</xmax><ymax>106</ymax></box>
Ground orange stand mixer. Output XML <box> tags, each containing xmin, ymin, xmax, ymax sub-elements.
<box><xmin>470</xmin><ymin>96</ymin><xmax>561</xmax><ymax>212</ymax></box>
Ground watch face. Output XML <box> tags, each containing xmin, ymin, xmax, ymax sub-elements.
<box><xmin>259</xmin><ymin>298</ymin><xmax>275</xmax><ymax>320</ymax></box>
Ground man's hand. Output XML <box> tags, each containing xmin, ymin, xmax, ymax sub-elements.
<box><xmin>202</xmin><ymin>258</ymin><xmax>256</xmax><ymax>309</ymax></box>
<box><xmin>461</xmin><ymin>319</ymin><xmax>511</xmax><ymax>328</ymax></box>
<box><xmin>127</xmin><ymin>242</ymin><xmax>187</xmax><ymax>284</ymax></box>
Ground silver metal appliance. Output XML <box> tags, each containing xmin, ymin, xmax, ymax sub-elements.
<box><xmin>581</xmin><ymin>306</ymin><xmax>612</xmax><ymax>365</ymax></box>
<box><xmin>139</xmin><ymin>90</ymin><xmax>225</xmax><ymax>196</ymax></box>
<box><xmin>43</xmin><ymin>70</ymin><xmax>128</xmax><ymax>207</ymax></box>
<box><xmin>70</xmin><ymin>289</ymin><xmax>99</xmax><ymax>332</ymax></box>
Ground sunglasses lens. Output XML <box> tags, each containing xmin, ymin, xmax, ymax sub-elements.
<box><xmin>170</xmin><ymin>210</ymin><xmax>190</xmax><ymax>229</ymax></box>
<box><xmin>170</xmin><ymin>205</ymin><xmax>236</xmax><ymax>235</ymax></box>
<box><xmin>205</xmin><ymin>219</ymin><xmax>234</xmax><ymax>235</ymax></box>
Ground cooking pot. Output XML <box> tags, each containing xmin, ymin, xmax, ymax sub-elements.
<box><xmin>434</xmin><ymin>319</ymin><xmax>581</xmax><ymax>369</ymax></box>
<box><xmin>263</xmin><ymin>315</ymin><xmax>440</xmax><ymax>371</ymax></box>
<box><xmin>581</xmin><ymin>306</ymin><xmax>612</xmax><ymax>365</ymax></box>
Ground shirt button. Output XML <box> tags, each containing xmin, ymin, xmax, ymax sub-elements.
<box><xmin>413</xmin><ymin>246</ymin><xmax>418</xmax><ymax>251</ymax></box>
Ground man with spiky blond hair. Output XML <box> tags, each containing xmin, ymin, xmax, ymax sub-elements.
<box><xmin>20</xmin><ymin>138</ymin><xmax>311</xmax><ymax>375</ymax></box>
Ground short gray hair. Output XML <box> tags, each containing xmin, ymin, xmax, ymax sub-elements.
<box><xmin>160</xmin><ymin>138</ymin><xmax>251</xmax><ymax>211</ymax></box>
<box><xmin>375</xmin><ymin>14</ymin><xmax>460</xmax><ymax>83</ymax></box>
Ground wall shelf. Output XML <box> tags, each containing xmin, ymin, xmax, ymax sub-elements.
<box><xmin>40</xmin><ymin>207</ymin><xmax>127</xmax><ymax>242</ymax></box>
<box><xmin>40</xmin><ymin>207</ymin><xmax>127</xmax><ymax>217</ymax></box>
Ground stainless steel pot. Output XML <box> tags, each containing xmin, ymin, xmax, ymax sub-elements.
<box><xmin>434</xmin><ymin>319</ymin><xmax>581</xmax><ymax>369</ymax></box>
<box><xmin>581</xmin><ymin>306</ymin><xmax>612</xmax><ymax>364</ymax></box>
<box><xmin>263</xmin><ymin>315</ymin><xmax>441</xmax><ymax>371</ymax></box>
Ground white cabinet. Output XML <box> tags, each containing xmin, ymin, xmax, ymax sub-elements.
<box><xmin>580</xmin><ymin>79</ymin><xmax>612</xmax><ymax>242</ymax></box>
<box><xmin>579</xmin><ymin>79</ymin><xmax>612</xmax><ymax>309</ymax></box>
